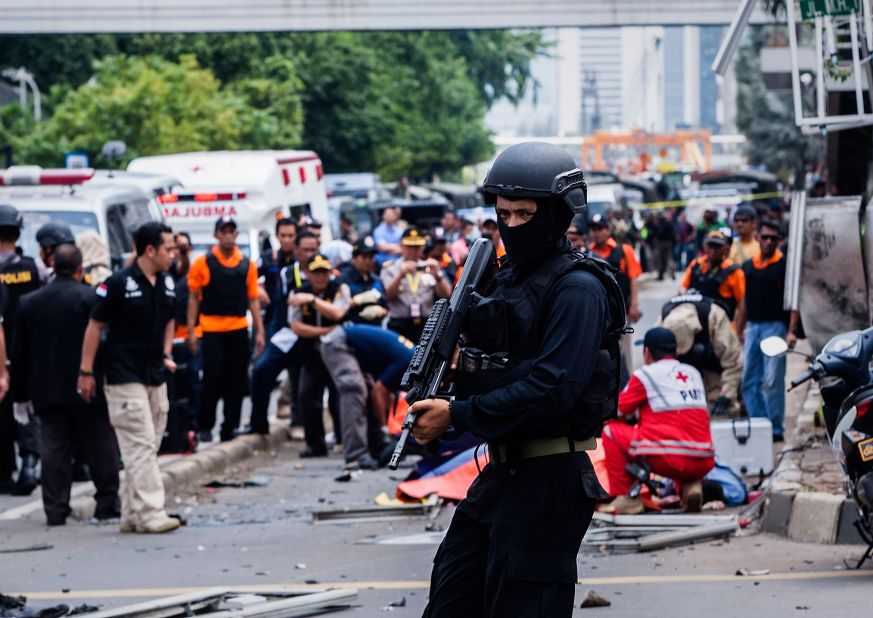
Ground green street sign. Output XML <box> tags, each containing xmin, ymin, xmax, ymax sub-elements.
<box><xmin>800</xmin><ymin>0</ymin><xmax>860</xmax><ymax>19</ymax></box>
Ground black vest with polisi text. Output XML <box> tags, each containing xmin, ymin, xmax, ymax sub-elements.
<box><xmin>0</xmin><ymin>252</ymin><xmax>40</xmax><ymax>343</ymax></box>
<box><xmin>660</xmin><ymin>294</ymin><xmax>723</xmax><ymax>373</ymax></box>
<box><xmin>200</xmin><ymin>252</ymin><xmax>249</xmax><ymax>317</ymax></box>
<box><xmin>689</xmin><ymin>258</ymin><xmax>739</xmax><ymax>320</ymax></box>
<box><xmin>465</xmin><ymin>249</ymin><xmax>628</xmax><ymax>440</ymax></box>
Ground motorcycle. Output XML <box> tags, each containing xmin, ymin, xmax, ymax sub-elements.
<box><xmin>761</xmin><ymin>328</ymin><xmax>873</xmax><ymax>568</ymax></box>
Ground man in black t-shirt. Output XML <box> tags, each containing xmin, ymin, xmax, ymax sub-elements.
<box><xmin>736</xmin><ymin>219</ymin><xmax>798</xmax><ymax>441</ymax></box>
<box><xmin>78</xmin><ymin>222</ymin><xmax>181</xmax><ymax>534</ymax></box>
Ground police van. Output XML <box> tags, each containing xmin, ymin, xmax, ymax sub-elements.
<box><xmin>0</xmin><ymin>166</ymin><xmax>163</xmax><ymax>268</ymax></box>
<box><xmin>127</xmin><ymin>150</ymin><xmax>330</xmax><ymax>256</ymax></box>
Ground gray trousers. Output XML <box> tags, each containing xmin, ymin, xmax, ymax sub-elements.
<box><xmin>319</xmin><ymin>329</ymin><xmax>369</xmax><ymax>463</ymax></box>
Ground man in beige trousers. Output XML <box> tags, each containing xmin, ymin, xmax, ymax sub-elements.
<box><xmin>78</xmin><ymin>222</ymin><xmax>180</xmax><ymax>534</ymax></box>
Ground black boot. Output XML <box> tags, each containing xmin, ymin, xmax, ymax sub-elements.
<box><xmin>12</xmin><ymin>454</ymin><xmax>39</xmax><ymax>496</ymax></box>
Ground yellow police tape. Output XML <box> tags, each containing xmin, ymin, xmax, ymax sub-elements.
<box><xmin>631</xmin><ymin>191</ymin><xmax>785</xmax><ymax>211</ymax></box>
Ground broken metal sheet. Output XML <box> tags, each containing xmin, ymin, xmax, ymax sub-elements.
<box><xmin>312</xmin><ymin>495</ymin><xmax>438</xmax><ymax>525</ymax></box>
<box><xmin>80</xmin><ymin>589</ymin><xmax>358</xmax><ymax>618</ymax></box>
<box><xmin>80</xmin><ymin>589</ymin><xmax>226</xmax><ymax>618</ymax></box>
<box><xmin>800</xmin><ymin>196</ymin><xmax>867</xmax><ymax>353</ymax></box>
<box><xmin>637</xmin><ymin>520</ymin><xmax>739</xmax><ymax>552</ymax></box>
<box><xmin>200</xmin><ymin>589</ymin><xmax>357</xmax><ymax>617</ymax></box>
<box><xmin>356</xmin><ymin>531</ymin><xmax>447</xmax><ymax>545</ymax></box>
<box><xmin>591</xmin><ymin>513</ymin><xmax>736</xmax><ymax>527</ymax></box>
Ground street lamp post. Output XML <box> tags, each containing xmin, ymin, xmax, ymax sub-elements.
<box><xmin>1</xmin><ymin>67</ymin><xmax>42</xmax><ymax>122</ymax></box>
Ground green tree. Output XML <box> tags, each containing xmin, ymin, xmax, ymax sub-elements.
<box><xmin>6</xmin><ymin>54</ymin><xmax>303</xmax><ymax>167</ymax></box>
<box><xmin>0</xmin><ymin>30</ymin><xmax>546</xmax><ymax>178</ymax></box>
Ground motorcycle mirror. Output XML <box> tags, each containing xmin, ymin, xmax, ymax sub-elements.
<box><xmin>760</xmin><ymin>336</ymin><xmax>789</xmax><ymax>358</ymax></box>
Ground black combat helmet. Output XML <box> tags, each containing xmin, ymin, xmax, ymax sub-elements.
<box><xmin>482</xmin><ymin>142</ymin><xmax>587</xmax><ymax>215</ymax></box>
<box><xmin>36</xmin><ymin>221</ymin><xmax>75</xmax><ymax>249</ymax></box>
<box><xmin>0</xmin><ymin>204</ymin><xmax>22</xmax><ymax>230</ymax></box>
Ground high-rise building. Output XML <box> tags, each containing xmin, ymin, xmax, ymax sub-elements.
<box><xmin>580</xmin><ymin>28</ymin><xmax>623</xmax><ymax>132</ymax></box>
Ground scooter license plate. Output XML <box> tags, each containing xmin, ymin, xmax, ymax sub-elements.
<box><xmin>859</xmin><ymin>437</ymin><xmax>873</xmax><ymax>463</ymax></box>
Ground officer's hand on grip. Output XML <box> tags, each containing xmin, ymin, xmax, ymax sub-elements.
<box><xmin>409</xmin><ymin>398</ymin><xmax>451</xmax><ymax>445</ymax></box>
<box><xmin>163</xmin><ymin>355</ymin><xmax>177</xmax><ymax>375</ymax></box>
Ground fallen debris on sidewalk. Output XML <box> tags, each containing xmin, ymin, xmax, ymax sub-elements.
<box><xmin>579</xmin><ymin>590</ymin><xmax>611</xmax><ymax>608</ymax></box>
<box><xmin>70</xmin><ymin>588</ymin><xmax>357</xmax><ymax>618</ymax></box>
<box><xmin>312</xmin><ymin>495</ymin><xmax>439</xmax><ymax>524</ymax></box>
<box><xmin>585</xmin><ymin>512</ymin><xmax>739</xmax><ymax>552</ymax></box>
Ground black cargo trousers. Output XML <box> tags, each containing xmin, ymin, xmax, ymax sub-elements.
<box><xmin>423</xmin><ymin>450</ymin><xmax>605</xmax><ymax>617</ymax></box>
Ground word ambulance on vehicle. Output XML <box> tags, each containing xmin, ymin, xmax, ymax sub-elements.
<box><xmin>127</xmin><ymin>150</ymin><xmax>330</xmax><ymax>255</ymax></box>
<box><xmin>0</xmin><ymin>166</ymin><xmax>162</xmax><ymax>268</ymax></box>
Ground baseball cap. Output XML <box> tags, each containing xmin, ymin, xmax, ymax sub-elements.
<box><xmin>401</xmin><ymin>227</ymin><xmax>427</xmax><ymax>247</ymax></box>
<box><xmin>215</xmin><ymin>215</ymin><xmax>237</xmax><ymax>231</ymax></box>
<box><xmin>703</xmin><ymin>229</ymin><xmax>729</xmax><ymax>246</ymax></box>
<box><xmin>643</xmin><ymin>327</ymin><xmax>678</xmax><ymax>355</ymax></box>
<box><xmin>306</xmin><ymin>254</ymin><xmax>333</xmax><ymax>272</ymax></box>
<box><xmin>352</xmin><ymin>236</ymin><xmax>377</xmax><ymax>257</ymax></box>
<box><xmin>588</xmin><ymin>212</ymin><xmax>608</xmax><ymax>228</ymax></box>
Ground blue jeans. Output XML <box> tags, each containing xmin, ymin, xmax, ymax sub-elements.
<box><xmin>250</xmin><ymin>343</ymin><xmax>295</xmax><ymax>434</ymax></box>
<box><xmin>742</xmin><ymin>321</ymin><xmax>787</xmax><ymax>437</ymax></box>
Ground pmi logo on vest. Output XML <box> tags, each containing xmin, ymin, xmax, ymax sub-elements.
<box><xmin>161</xmin><ymin>205</ymin><xmax>239</xmax><ymax>219</ymax></box>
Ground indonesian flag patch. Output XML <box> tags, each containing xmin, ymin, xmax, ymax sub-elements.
<box><xmin>96</xmin><ymin>283</ymin><xmax>108</xmax><ymax>298</ymax></box>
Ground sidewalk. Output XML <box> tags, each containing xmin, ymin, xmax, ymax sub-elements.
<box><xmin>761</xmin><ymin>345</ymin><xmax>864</xmax><ymax>544</ymax></box>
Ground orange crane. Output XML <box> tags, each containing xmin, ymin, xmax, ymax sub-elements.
<box><xmin>580</xmin><ymin>129</ymin><xmax>712</xmax><ymax>174</ymax></box>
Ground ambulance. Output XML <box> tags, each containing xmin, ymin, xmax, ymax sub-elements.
<box><xmin>0</xmin><ymin>166</ymin><xmax>162</xmax><ymax>268</ymax></box>
<box><xmin>127</xmin><ymin>150</ymin><xmax>330</xmax><ymax>256</ymax></box>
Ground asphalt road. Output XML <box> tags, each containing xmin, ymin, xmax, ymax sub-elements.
<box><xmin>2</xmin><ymin>276</ymin><xmax>871</xmax><ymax>617</ymax></box>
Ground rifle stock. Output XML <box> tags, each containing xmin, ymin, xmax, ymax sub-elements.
<box><xmin>387</xmin><ymin>238</ymin><xmax>495</xmax><ymax>470</ymax></box>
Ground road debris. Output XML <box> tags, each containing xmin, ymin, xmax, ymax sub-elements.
<box><xmin>579</xmin><ymin>590</ymin><xmax>611</xmax><ymax>608</ymax></box>
<box><xmin>312</xmin><ymin>495</ymin><xmax>439</xmax><ymax>524</ymax></box>
<box><xmin>0</xmin><ymin>544</ymin><xmax>53</xmax><ymax>554</ymax></box>
<box><xmin>736</xmin><ymin>568</ymin><xmax>771</xmax><ymax>576</ymax></box>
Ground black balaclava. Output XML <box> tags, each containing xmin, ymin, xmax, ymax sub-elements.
<box><xmin>496</xmin><ymin>197</ymin><xmax>573</xmax><ymax>268</ymax></box>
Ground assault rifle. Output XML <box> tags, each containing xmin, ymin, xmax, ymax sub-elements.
<box><xmin>387</xmin><ymin>238</ymin><xmax>496</xmax><ymax>470</ymax></box>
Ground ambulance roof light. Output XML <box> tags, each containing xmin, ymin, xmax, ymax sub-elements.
<box><xmin>0</xmin><ymin>166</ymin><xmax>95</xmax><ymax>186</ymax></box>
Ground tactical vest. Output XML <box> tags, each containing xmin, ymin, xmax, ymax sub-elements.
<box><xmin>689</xmin><ymin>259</ymin><xmax>739</xmax><ymax>320</ymax></box>
<box><xmin>660</xmin><ymin>294</ymin><xmax>723</xmax><ymax>373</ymax></box>
<box><xmin>0</xmin><ymin>253</ymin><xmax>40</xmax><ymax>343</ymax></box>
<box><xmin>603</xmin><ymin>243</ymin><xmax>632</xmax><ymax>305</ymax></box>
<box><xmin>200</xmin><ymin>253</ymin><xmax>249</xmax><ymax>316</ymax></box>
<box><xmin>465</xmin><ymin>249</ymin><xmax>628</xmax><ymax>440</ymax></box>
<box><xmin>298</xmin><ymin>280</ymin><xmax>342</xmax><ymax>327</ymax></box>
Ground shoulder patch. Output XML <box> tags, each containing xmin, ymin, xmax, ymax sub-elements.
<box><xmin>96</xmin><ymin>283</ymin><xmax>108</xmax><ymax>298</ymax></box>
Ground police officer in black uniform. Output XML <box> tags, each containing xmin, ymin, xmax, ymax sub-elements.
<box><xmin>409</xmin><ymin>143</ymin><xmax>627</xmax><ymax>617</ymax></box>
<box><xmin>0</xmin><ymin>204</ymin><xmax>42</xmax><ymax>495</ymax></box>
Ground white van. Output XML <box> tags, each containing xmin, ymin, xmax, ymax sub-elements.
<box><xmin>128</xmin><ymin>150</ymin><xmax>330</xmax><ymax>256</ymax></box>
<box><xmin>0</xmin><ymin>166</ymin><xmax>162</xmax><ymax>267</ymax></box>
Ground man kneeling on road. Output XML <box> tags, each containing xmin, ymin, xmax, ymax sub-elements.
<box><xmin>601</xmin><ymin>327</ymin><xmax>715</xmax><ymax>514</ymax></box>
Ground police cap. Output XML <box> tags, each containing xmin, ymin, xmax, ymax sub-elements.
<box><xmin>352</xmin><ymin>236</ymin><xmax>377</xmax><ymax>257</ymax></box>
<box><xmin>0</xmin><ymin>204</ymin><xmax>23</xmax><ymax>230</ymax></box>
<box><xmin>481</xmin><ymin>142</ymin><xmax>587</xmax><ymax>214</ymax></box>
<box><xmin>401</xmin><ymin>227</ymin><xmax>427</xmax><ymax>247</ymax></box>
<box><xmin>36</xmin><ymin>221</ymin><xmax>75</xmax><ymax>248</ymax></box>
<box><xmin>307</xmin><ymin>254</ymin><xmax>333</xmax><ymax>272</ymax></box>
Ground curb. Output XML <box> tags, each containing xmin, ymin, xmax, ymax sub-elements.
<box><xmin>160</xmin><ymin>424</ymin><xmax>292</xmax><ymax>495</ymax></box>
<box><xmin>761</xmin><ymin>381</ymin><xmax>864</xmax><ymax>545</ymax></box>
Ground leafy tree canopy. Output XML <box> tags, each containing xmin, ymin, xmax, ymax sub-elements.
<box><xmin>0</xmin><ymin>31</ymin><xmax>546</xmax><ymax>179</ymax></box>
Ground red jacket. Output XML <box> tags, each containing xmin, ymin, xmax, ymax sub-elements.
<box><xmin>616</xmin><ymin>358</ymin><xmax>714</xmax><ymax>458</ymax></box>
